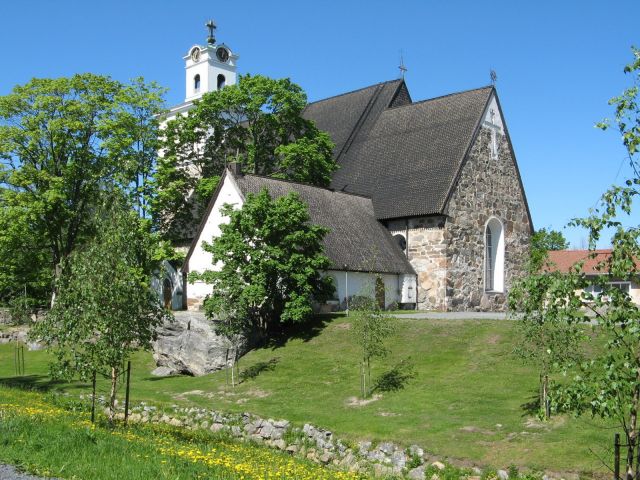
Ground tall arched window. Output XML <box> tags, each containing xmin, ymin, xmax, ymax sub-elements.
<box><xmin>217</xmin><ymin>74</ymin><xmax>226</xmax><ymax>90</ymax></box>
<box><xmin>194</xmin><ymin>74</ymin><xmax>201</xmax><ymax>93</ymax></box>
<box><xmin>485</xmin><ymin>217</ymin><xmax>505</xmax><ymax>292</ymax></box>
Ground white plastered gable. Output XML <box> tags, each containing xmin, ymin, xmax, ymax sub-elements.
<box><xmin>481</xmin><ymin>93</ymin><xmax>504</xmax><ymax>160</ymax></box>
<box><xmin>187</xmin><ymin>173</ymin><xmax>244</xmax><ymax>300</ymax></box>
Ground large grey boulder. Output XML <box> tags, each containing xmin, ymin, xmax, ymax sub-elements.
<box><xmin>153</xmin><ymin>311</ymin><xmax>248</xmax><ymax>376</ymax></box>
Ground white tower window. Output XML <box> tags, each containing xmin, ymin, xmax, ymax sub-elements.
<box><xmin>217</xmin><ymin>74</ymin><xmax>226</xmax><ymax>90</ymax></box>
<box><xmin>194</xmin><ymin>74</ymin><xmax>201</xmax><ymax>93</ymax></box>
<box><xmin>485</xmin><ymin>217</ymin><xmax>505</xmax><ymax>292</ymax></box>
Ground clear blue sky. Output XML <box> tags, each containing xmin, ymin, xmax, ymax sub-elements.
<box><xmin>1</xmin><ymin>0</ymin><xmax>638</xmax><ymax>248</ymax></box>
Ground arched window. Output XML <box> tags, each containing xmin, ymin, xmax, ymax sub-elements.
<box><xmin>194</xmin><ymin>74</ymin><xmax>201</xmax><ymax>93</ymax></box>
<box><xmin>393</xmin><ymin>233</ymin><xmax>407</xmax><ymax>252</ymax></box>
<box><xmin>217</xmin><ymin>74</ymin><xmax>226</xmax><ymax>90</ymax></box>
<box><xmin>485</xmin><ymin>217</ymin><xmax>505</xmax><ymax>292</ymax></box>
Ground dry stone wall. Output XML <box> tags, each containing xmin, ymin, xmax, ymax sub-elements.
<box><xmin>444</xmin><ymin>128</ymin><xmax>531</xmax><ymax>311</ymax></box>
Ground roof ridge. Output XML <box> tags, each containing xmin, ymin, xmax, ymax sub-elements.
<box><xmin>235</xmin><ymin>171</ymin><xmax>374</xmax><ymax>200</ymax></box>
<box><xmin>549</xmin><ymin>249</ymin><xmax>613</xmax><ymax>253</ymax></box>
<box><xmin>338</xmin><ymin>83</ymin><xmax>386</xmax><ymax>158</ymax></box>
<box><xmin>384</xmin><ymin>85</ymin><xmax>494</xmax><ymax>112</ymax></box>
<box><xmin>304</xmin><ymin>79</ymin><xmax>401</xmax><ymax>107</ymax></box>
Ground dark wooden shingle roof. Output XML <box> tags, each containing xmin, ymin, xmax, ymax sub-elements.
<box><xmin>303</xmin><ymin>82</ymin><xmax>494</xmax><ymax>219</ymax></box>
<box><xmin>232</xmin><ymin>173</ymin><xmax>415</xmax><ymax>274</ymax></box>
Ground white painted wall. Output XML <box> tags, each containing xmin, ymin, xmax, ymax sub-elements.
<box><xmin>325</xmin><ymin>270</ymin><xmax>414</xmax><ymax>309</ymax></box>
<box><xmin>187</xmin><ymin>174</ymin><xmax>244</xmax><ymax>302</ymax></box>
<box><xmin>400</xmin><ymin>274</ymin><xmax>417</xmax><ymax>304</ymax></box>
<box><xmin>185</xmin><ymin>174</ymin><xmax>417</xmax><ymax>310</ymax></box>
<box><xmin>481</xmin><ymin>94</ymin><xmax>504</xmax><ymax>134</ymax></box>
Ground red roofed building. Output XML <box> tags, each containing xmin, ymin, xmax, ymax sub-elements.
<box><xmin>545</xmin><ymin>249</ymin><xmax>640</xmax><ymax>304</ymax></box>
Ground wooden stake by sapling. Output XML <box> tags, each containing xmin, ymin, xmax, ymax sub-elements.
<box><xmin>91</xmin><ymin>370</ymin><xmax>97</xmax><ymax>424</ymax></box>
<box><xmin>124</xmin><ymin>360</ymin><xmax>131</xmax><ymax>424</ymax></box>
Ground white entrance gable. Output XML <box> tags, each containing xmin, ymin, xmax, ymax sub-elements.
<box><xmin>186</xmin><ymin>172</ymin><xmax>244</xmax><ymax>301</ymax></box>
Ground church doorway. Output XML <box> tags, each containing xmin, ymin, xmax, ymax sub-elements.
<box><xmin>375</xmin><ymin>277</ymin><xmax>385</xmax><ymax>309</ymax></box>
<box><xmin>163</xmin><ymin>278</ymin><xmax>172</xmax><ymax>310</ymax></box>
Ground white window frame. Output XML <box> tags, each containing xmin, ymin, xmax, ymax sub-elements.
<box><xmin>484</xmin><ymin>217</ymin><xmax>505</xmax><ymax>293</ymax></box>
<box><xmin>585</xmin><ymin>281</ymin><xmax>631</xmax><ymax>300</ymax></box>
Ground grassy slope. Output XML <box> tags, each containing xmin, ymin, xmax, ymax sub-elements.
<box><xmin>0</xmin><ymin>316</ymin><xmax>612</xmax><ymax>475</ymax></box>
<box><xmin>0</xmin><ymin>387</ymin><xmax>364</xmax><ymax>480</ymax></box>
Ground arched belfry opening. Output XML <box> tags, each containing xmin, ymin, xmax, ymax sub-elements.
<box><xmin>217</xmin><ymin>74</ymin><xmax>226</xmax><ymax>90</ymax></box>
<box><xmin>194</xmin><ymin>74</ymin><xmax>201</xmax><ymax>93</ymax></box>
<box><xmin>484</xmin><ymin>217</ymin><xmax>505</xmax><ymax>292</ymax></box>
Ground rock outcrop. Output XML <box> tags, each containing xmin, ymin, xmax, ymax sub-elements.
<box><xmin>152</xmin><ymin>311</ymin><xmax>247</xmax><ymax>376</ymax></box>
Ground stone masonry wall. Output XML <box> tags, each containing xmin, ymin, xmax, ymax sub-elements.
<box><xmin>388</xmin><ymin>217</ymin><xmax>447</xmax><ymax>310</ymax></box>
<box><xmin>445</xmin><ymin>128</ymin><xmax>531</xmax><ymax>311</ymax></box>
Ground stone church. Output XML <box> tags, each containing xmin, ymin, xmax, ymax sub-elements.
<box><xmin>165</xmin><ymin>24</ymin><xmax>533</xmax><ymax>312</ymax></box>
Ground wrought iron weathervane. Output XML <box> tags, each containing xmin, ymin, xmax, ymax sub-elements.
<box><xmin>399</xmin><ymin>51</ymin><xmax>408</xmax><ymax>79</ymax></box>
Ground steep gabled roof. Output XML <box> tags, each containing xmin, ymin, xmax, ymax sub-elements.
<box><xmin>305</xmin><ymin>85</ymin><xmax>494</xmax><ymax>220</ymax></box>
<box><xmin>185</xmin><ymin>169</ymin><xmax>415</xmax><ymax>275</ymax></box>
<box><xmin>302</xmin><ymin>80</ymin><xmax>409</xmax><ymax>158</ymax></box>
<box><xmin>180</xmin><ymin>80</ymin><xmax>527</xmax><ymax>243</ymax></box>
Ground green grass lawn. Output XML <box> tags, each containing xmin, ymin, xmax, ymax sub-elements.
<box><xmin>0</xmin><ymin>387</ymin><xmax>366</xmax><ymax>480</ymax></box>
<box><xmin>0</xmin><ymin>316</ymin><xmax>613</xmax><ymax>477</ymax></box>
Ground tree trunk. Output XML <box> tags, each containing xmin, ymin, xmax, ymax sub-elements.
<box><xmin>625</xmin><ymin>368</ymin><xmax>640</xmax><ymax>479</ymax></box>
<box><xmin>360</xmin><ymin>360</ymin><xmax>366</xmax><ymax>399</ymax></box>
<box><xmin>542</xmin><ymin>374</ymin><xmax>550</xmax><ymax>420</ymax></box>
<box><xmin>50</xmin><ymin>263</ymin><xmax>62</xmax><ymax>308</ymax></box>
<box><xmin>109</xmin><ymin>366</ymin><xmax>118</xmax><ymax>424</ymax></box>
<box><xmin>230</xmin><ymin>349</ymin><xmax>236</xmax><ymax>388</ymax></box>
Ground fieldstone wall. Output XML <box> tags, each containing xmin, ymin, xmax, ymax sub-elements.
<box><xmin>444</xmin><ymin>127</ymin><xmax>531</xmax><ymax>311</ymax></box>
<box><xmin>90</xmin><ymin>398</ymin><xmax>570</xmax><ymax>479</ymax></box>
<box><xmin>389</xmin><ymin>217</ymin><xmax>447</xmax><ymax>310</ymax></box>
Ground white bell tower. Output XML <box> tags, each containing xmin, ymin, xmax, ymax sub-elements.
<box><xmin>184</xmin><ymin>20</ymin><xmax>239</xmax><ymax>102</ymax></box>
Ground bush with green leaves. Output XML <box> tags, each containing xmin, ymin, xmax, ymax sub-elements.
<box><xmin>191</xmin><ymin>188</ymin><xmax>334</xmax><ymax>338</ymax></box>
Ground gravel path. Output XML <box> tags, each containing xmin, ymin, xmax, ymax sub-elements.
<box><xmin>0</xmin><ymin>464</ymin><xmax>57</xmax><ymax>480</ymax></box>
<box><xmin>390</xmin><ymin>311</ymin><xmax>508</xmax><ymax>320</ymax></box>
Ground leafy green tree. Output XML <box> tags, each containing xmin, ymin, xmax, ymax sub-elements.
<box><xmin>154</xmin><ymin>74</ymin><xmax>337</xmax><ymax>240</ymax></box>
<box><xmin>32</xmin><ymin>196</ymin><xmax>169</xmax><ymax>423</ymax></box>
<box><xmin>510</xmin><ymin>227</ymin><xmax>579</xmax><ymax>420</ymax></box>
<box><xmin>0</xmin><ymin>198</ymin><xmax>50</xmax><ymax>309</ymax></box>
<box><xmin>508</xmin><ymin>268</ymin><xmax>584</xmax><ymax>419</ymax></box>
<box><xmin>191</xmin><ymin>188</ymin><xmax>334</xmax><ymax>337</ymax></box>
<box><xmin>351</xmin><ymin>291</ymin><xmax>396</xmax><ymax>399</ymax></box>
<box><xmin>0</xmin><ymin>74</ymin><xmax>165</xmax><ymax>305</ymax></box>
<box><xmin>510</xmin><ymin>48</ymin><xmax>640</xmax><ymax>476</ymax></box>
<box><xmin>528</xmin><ymin>227</ymin><xmax>569</xmax><ymax>272</ymax></box>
